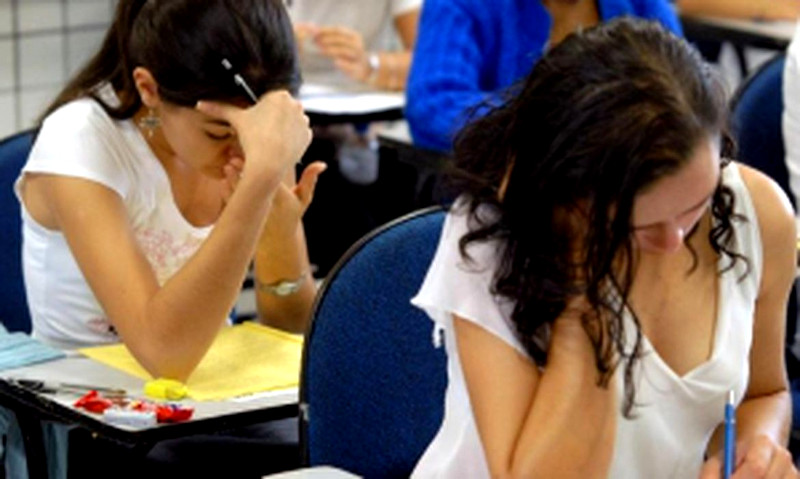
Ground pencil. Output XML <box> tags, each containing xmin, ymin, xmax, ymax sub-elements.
<box><xmin>723</xmin><ymin>390</ymin><xmax>736</xmax><ymax>479</ymax></box>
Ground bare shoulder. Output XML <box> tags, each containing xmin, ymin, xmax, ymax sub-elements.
<box><xmin>736</xmin><ymin>163</ymin><xmax>795</xmax><ymax>240</ymax></box>
<box><xmin>736</xmin><ymin>163</ymin><xmax>796</xmax><ymax>291</ymax></box>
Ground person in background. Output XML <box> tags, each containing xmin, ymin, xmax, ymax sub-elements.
<box><xmin>288</xmin><ymin>0</ymin><xmax>423</xmax><ymax>277</ymax></box>
<box><xmin>412</xmin><ymin>18</ymin><xmax>797</xmax><ymax>478</ymax></box>
<box><xmin>677</xmin><ymin>0</ymin><xmax>800</xmax><ymax>21</ymax></box>
<box><xmin>405</xmin><ymin>0</ymin><xmax>682</xmax><ymax>153</ymax></box>
<box><xmin>10</xmin><ymin>0</ymin><xmax>323</xmax><ymax>476</ymax></box>
<box><xmin>289</xmin><ymin>0</ymin><xmax>421</xmax><ymax>91</ymax></box>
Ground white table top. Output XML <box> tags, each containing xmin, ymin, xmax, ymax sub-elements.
<box><xmin>299</xmin><ymin>82</ymin><xmax>404</xmax><ymax>116</ymax></box>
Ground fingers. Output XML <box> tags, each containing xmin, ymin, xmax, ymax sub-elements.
<box><xmin>732</xmin><ymin>436</ymin><xmax>798</xmax><ymax>479</ymax></box>
<box><xmin>737</xmin><ymin>436</ymin><xmax>776</xmax><ymax>478</ymax></box>
<box><xmin>698</xmin><ymin>454</ymin><xmax>723</xmax><ymax>479</ymax></box>
<box><xmin>763</xmin><ymin>447</ymin><xmax>795</xmax><ymax>478</ymax></box>
<box><xmin>314</xmin><ymin>27</ymin><xmax>364</xmax><ymax>60</ymax></box>
<box><xmin>313</xmin><ymin>26</ymin><xmax>360</xmax><ymax>46</ymax></box>
<box><xmin>294</xmin><ymin>22</ymin><xmax>318</xmax><ymax>37</ymax></box>
<box><xmin>220</xmin><ymin>157</ymin><xmax>244</xmax><ymax>205</ymax></box>
<box><xmin>294</xmin><ymin>161</ymin><xmax>327</xmax><ymax>211</ymax></box>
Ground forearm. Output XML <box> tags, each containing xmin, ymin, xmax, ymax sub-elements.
<box><xmin>132</xmin><ymin>178</ymin><xmax>276</xmax><ymax>380</ymax></box>
<box><xmin>500</xmin><ymin>320</ymin><xmax>616</xmax><ymax>478</ymax></box>
<box><xmin>254</xmin><ymin>225</ymin><xmax>316</xmax><ymax>334</ymax></box>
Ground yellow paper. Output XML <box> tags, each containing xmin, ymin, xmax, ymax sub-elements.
<box><xmin>79</xmin><ymin>322</ymin><xmax>303</xmax><ymax>401</ymax></box>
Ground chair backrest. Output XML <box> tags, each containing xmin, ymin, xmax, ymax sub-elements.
<box><xmin>300</xmin><ymin>206</ymin><xmax>448</xmax><ymax>479</ymax></box>
<box><xmin>730</xmin><ymin>53</ymin><xmax>790</xmax><ymax>204</ymax></box>
<box><xmin>729</xmin><ymin>53</ymin><xmax>800</xmax><ymax>375</ymax></box>
<box><xmin>0</xmin><ymin>130</ymin><xmax>35</xmax><ymax>333</ymax></box>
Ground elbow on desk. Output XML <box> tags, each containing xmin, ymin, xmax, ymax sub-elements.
<box><xmin>126</xmin><ymin>338</ymin><xmax>205</xmax><ymax>383</ymax></box>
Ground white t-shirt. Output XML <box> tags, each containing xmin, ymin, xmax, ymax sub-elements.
<box><xmin>15</xmin><ymin>87</ymin><xmax>212</xmax><ymax>349</ymax></box>
<box><xmin>288</xmin><ymin>0</ymin><xmax>422</xmax><ymax>87</ymax></box>
<box><xmin>411</xmin><ymin>163</ymin><xmax>761</xmax><ymax>478</ymax></box>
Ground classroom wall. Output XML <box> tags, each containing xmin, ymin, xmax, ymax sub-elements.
<box><xmin>0</xmin><ymin>0</ymin><xmax>116</xmax><ymax>138</ymax></box>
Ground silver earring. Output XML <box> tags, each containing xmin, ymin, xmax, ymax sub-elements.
<box><xmin>138</xmin><ymin>108</ymin><xmax>161</xmax><ymax>138</ymax></box>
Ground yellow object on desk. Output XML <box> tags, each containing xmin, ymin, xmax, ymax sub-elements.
<box><xmin>144</xmin><ymin>378</ymin><xmax>188</xmax><ymax>400</ymax></box>
<box><xmin>78</xmin><ymin>322</ymin><xmax>303</xmax><ymax>401</ymax></box>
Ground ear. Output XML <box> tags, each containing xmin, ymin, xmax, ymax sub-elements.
<box><xmin>132</xmin><ymin>67</ymin><xmax>162</xmax><ymax>108</ymax></box>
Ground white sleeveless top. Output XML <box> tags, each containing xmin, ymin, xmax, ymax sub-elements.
<box><xmin>410</xmin><ymin>163</ymin><xmax>760</xmax><ymax>478</ymax></box>
<box><xmin>15</xmin><ymin>86</ymin><xmax>212</xmax><ymax>349</ymax></box>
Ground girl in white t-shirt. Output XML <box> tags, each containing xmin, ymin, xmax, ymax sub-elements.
<box><xmin>411</xmin><ymin>19</ymin><xmax>798</xmax><ymax>478</ymax></box>
<box><xmin>10</xmin><ymin>0</ymin><xmax>324</xmax><ymax>476</ymax></box>
<box><xmin>17</xmin><ymin>0</ymin><xmax>323</xmax><ymax>379</ymax></box>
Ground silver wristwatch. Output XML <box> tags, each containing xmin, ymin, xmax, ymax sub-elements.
<box><xmin>257</xmin><ymin>272</ymin><xmax>308</xmax><ymax>297</ymax></box>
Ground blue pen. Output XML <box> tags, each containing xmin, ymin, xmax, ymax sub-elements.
<box><xmin>723</xmin><ymin>390</ymin><xmax>736</xmax><ymax>479</ymax></box>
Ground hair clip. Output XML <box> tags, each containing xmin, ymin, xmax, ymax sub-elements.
<box><xmin>221</xmin><ymin>58</ymin><xmax>259</xmax><ymax>104</ymax></box>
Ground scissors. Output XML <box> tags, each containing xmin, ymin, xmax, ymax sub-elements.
<box><xmin>10</xmin><ymin>379</ymin><xmax>127</xmax><ymax>398</ymax></box>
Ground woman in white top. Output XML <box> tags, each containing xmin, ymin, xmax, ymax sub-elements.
<box><xmin>412</xmin><ymin>19</ymin><xmax>797</xmax><ymax>478</ymax></box>
<box><xmin>17</xmin><ymin>0</ymin><xmax>323</xmax><ymax>381</ymax></box>
<box><xmin>289</xmin><ymin>0</ymin><xmax>421</xmax><ymax>91</ymax></box>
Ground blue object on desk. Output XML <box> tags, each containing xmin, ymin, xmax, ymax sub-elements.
<box><xmin>0</xmin><ymin>331</ymin><xmax>65</xmax><ymax>371</ymax></box>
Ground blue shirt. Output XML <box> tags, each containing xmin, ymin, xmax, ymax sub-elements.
<box><xmin>405</xmin><ymin>0</ymin><xmax>682</xmax><ymax>152</ymax></box>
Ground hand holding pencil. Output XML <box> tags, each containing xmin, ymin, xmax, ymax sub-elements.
<box><xmin>698</xmin><ymin>391</ymin><xmax>797</xmax><ymax>478</ymax></box>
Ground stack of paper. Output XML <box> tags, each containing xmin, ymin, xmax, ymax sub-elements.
<box><xmin>79</xmin><ymin>322</ymin><xmax>303</xmax><ymax>401</ymax></box>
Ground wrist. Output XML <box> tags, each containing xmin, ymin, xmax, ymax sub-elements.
<box><xmin>256</xmin><ymin>271</ymin><xmax>309</xmax><ymax>296</ymax></box>
<box><xmin>366</xmin><ymin>52</ymin><xmax>380</xmax><ymax>85</ymax></box>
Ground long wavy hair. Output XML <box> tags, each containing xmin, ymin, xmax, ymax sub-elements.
<box><xmin>450</xmin><ymin>18</ymin><xmax>747</xmax><ymax>416</ymax></box>
<box><xmin>39</xmin><ymin>0</ymin><xmax>298</xmax><ymax>123</ymax></box>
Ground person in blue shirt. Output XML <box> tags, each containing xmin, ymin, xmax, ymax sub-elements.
<box><xmin>405</xmin><ymin>0</ymin><xmax>682</xmax><ymax>153</ymax></box>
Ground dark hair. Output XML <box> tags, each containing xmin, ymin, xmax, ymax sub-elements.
<box><xmin>39</xmin><ymin>0</ymin><xmax>299</xmax><ymax>122</ymax></box>
<box><xmin>450</xmin><ymin>18</ymin><xmax>746</xmax><ymax>416</ymax></box>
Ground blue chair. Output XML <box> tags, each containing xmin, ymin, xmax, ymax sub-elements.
<box><xmin>300</xmin><ymin>206</ymin><xmax>447</xmax><ymax>479</ymax></box>
<box><xmin>729</xmin><ymin>53</ymin><xmax>797</xmax><ymax>367</ymax></box>
<box><xmin>0</xmin><ymin>130</ymin><xmax>35</xmax><ymax>333</ymax></box>
<box><xmin>730</xmin><ymin>53</ymin><xmax>791</xmax><ymax>206</ymax></box>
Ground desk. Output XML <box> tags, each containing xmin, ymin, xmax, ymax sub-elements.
<box><xmin>680</xmin><ymin>14</ymin><xmax>796</xmax><ymax>51</ymax></box>
<box><xmin>0</xmin><ymin>353</ymin><xmax>298</xmax><ymax>478</ymax></box>
<box><xmin>299</xmin><ymin>83</ymin><xmax>405</xmax><ymax>125</ymax></box>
